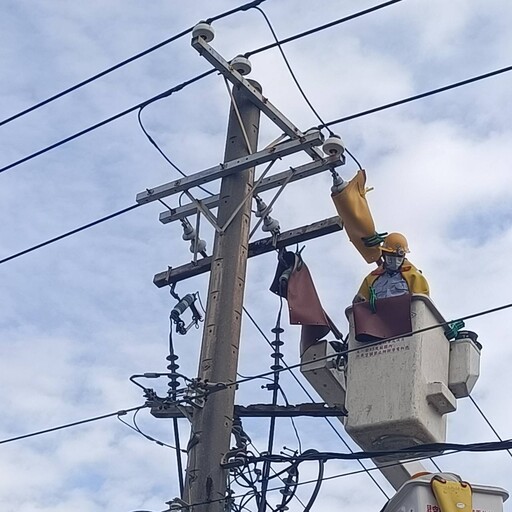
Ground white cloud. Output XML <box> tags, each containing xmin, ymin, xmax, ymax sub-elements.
<box><xmin>0</xmin><ymin>0</ymin><xmax>511</xmax><ymax>511</ymax></box>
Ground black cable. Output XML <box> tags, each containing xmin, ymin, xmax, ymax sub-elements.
<box><xmin>167</xmin><ymin>324</ymin><xmax>185</xmax><ymax>497</ymax></box>
<box><xmin>2</xmin><ymin>7</ymin><xmax>508</xmax><ymax>179</ymax></box>
<box><xmin>243</xmin><ymin>306</ymin><xmax>389</xmax><ymax>499</ymax></box>
<box><xmin>258</xmin><ymin>295</ymin><xmax>285</xmax><ymax>512</ymax></box>
<box><xmin>254</xmin><ymin>6</ymin><xmax>363</xmax><ymax>169</ymax></box>
<box><xmin>322</xmin><ymin>64</ymin><xmax>512</xmax><ymax>128</ymax></box>
<box><xmin>0</xmin><ymin>1</ymin><xmax>405</xmax><ymax>176</ymax></box>
<box><xmin>278</xmin><ymin>387</ymin><xmax>303</xmax><ymax>454</ymax></box>
<box><xmin>0</xmin><ymin>405</ymin><xmax>146</xmax><ymax>445</ymax></box>
<box><xmin>117</xmin><ymin>409</ymin><xmax>183</xmax><ymax>451</ymax></box>
<box><xmin>246</xmin><ymin>0</ymin><xmax>403</xmax><ymax>58</ymax></box>
<box><xmin>246</xmin><ymin>437</ymin><xmax>512</xmax><ymax>463</ymax></box>
<box><xmin>0</xmin><ymin>0</ymin><xmax>266</xmax><ymax>127</ymax></box>
<box><xmin>469</xmin><ymin>394</ymin><xmax>512</xmax><ymax>460</ymax></box>
<box><xmin>303</xmin><ymin>457</ymin><xmax>325</xmax><ymax>512</ymax></box>
<box><xmin>0</xmin><ymin>203</ymin><xmax>142</xmax><ymax>265</ymax></box>
<box><xmin>235</xmin><ymin>300</ymin><xmax>512</xmax><ymax>387</ymax></box>
<box><xmin>137</xmin><ymin>107</ymin><xmax>215</xmax><ymax>196</ymax></box>
<box><xmin>160</xmin><ymin>451</ymin><xmax>458</xmax><ymax>511</ymax></box>
<box><xmin>0</xmin><ymin>69</ymin><xmax>215</xmax><ymax>175</ymax></box>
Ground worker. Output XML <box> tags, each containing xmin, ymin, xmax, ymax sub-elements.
<box><xmin>354</xmin><ymin>232</ymin><xmax>429</xmax><ymax>302</ymax></box>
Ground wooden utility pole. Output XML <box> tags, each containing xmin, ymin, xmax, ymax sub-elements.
<box><xmin>184</xmin><ymin>81</ymin><xmax>261</xmax><ymax>511</ymax></box>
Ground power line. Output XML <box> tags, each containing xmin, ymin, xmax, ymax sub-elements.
<box><xmin>245</xmin><ymin>437</ymin><xmax>512</xmax><ymax>463</ymax></box>
<box><xmin>242</xmin><ymin>306</ymin><xmax>390</xmax><ymax>499</ymax></box>
<box><xmin>0</xmin><ymin>70</ymin><xmax>215</xmax><ymax>176</ymax></box>
<box><xmin>158</xmin><ymin>451</ymin><xmax>461</xmax><ymax>511</ymax></box>
<box><xmin>0</xmin><ymin>203</ymin><xmax>142</xmax><ymax>265</ymax></box>
<box><xmin>0</xmin><ymin>405</ymin><xmax>146</xmax><ymax>446</ymax></box>
<box><xmin>0</xmin><ymin>0</ymin><xmax>267</xmax><ymax>128</ymax></box>
<box><xmin>469</xmin><ymin>394</ymin><xmax>512</xmax><ymax>460</ymax></box>
<box><xmin>0</xmin><ymin>1</ymin><xmax>406</xmax><ymax>176</ymax></box>
<box><xmin>253</xmin><ymin>6</ymin><xmax>364</xmax><ymax>173</ymax></box>
<box><xmin>137</xmin><ymin>106</ymin><xmax>215</xmax><ymax>197</ymax></box>
<box><xmin>228</xmin><ymin>300</ymin><xmax>512</xmax><ymax>388</ymax></box>
<box><xmin>321</xmin><ymin>64</ymin><xmax>512</xmax><ymax>127</ymax></box>
<box><xmin>245</xmin><ymin>0</ymin><xmax>404</xmax><ymax>58</ymax></box>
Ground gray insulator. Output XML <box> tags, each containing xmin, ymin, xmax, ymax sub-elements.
<box><xmin>190</xmin><ymin>239</ymin><xmax>207</xmax><ymax>254</ymax></box>
<box><xmin>230</xmin><ymin>55</ymin><xmax>252</xmax><ymax>76</ymax></box>
<box><xmin>182</xmin><ymin>223</ymin><xmax>196</xmax><ymax>241</ymax></box>
<box><xmin>262</xmin><ymin>216</ymin><xmax>280</xmax><ymax>233</ymax></box>
<box><xmin>331</xmin><ymin>172</ymin><xmax>348</xmax><ymax>194</ymax></box>
<box><xmin>255</xmin><ymin>196</ymin><xmax>272</xmax><ymax>218</ymax></box>
<box><xmin>323</xmin><ymin>135</ymin><xmax>345</xmax><ymax>156</ymax></box>
<box><xmin>192</xmin><ymin>22</ymin><xmax>215</xmax><ymax>42</ymax></box>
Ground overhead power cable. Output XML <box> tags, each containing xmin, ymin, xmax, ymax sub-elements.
<box><xmin>0</xmin><ymin>203</ymin><xmax>142</xmax><ymax>265</ymax></box>
<box><xmin>0</xmin><ymin>0</ymin><xmax>267</xmax><ymax>127</ymax></box>
<box><xmin>245</xmin><ymin>0</ymin><xmax>403</xmax><ymax>58</ymax></box>
<box><xmin>4</xmin><ymin>61</ymin><xmax>511</xmax><ymax>180</ymax></box>
<box><xmin>321</xmin><ymin>64</ymin><xmax>512</xmax><ymax>127</ymax></box>
<box><xmin>137</xmin><ymin>107</ymin><xmax>215</xmax><ymax>197</ymax></box>
<box><xmin>160</xmin><ymin>451</ymin><xmax>452</xmax><ymax>511</ymax></box>
<box><xmin>469</xmin><ymin>395</ymin><xmax>512</xmax><ymax>460</ymax></box>
<box><xmin>0</xmin><ymin>70</ymin><xmax>215</xmax><ymax>176</ymax></box>
<box><xmin>225</xmin><ymin>300</ymin><xmax>512</xmax><ymax>389</ymax></box>
<box><xmin>0</xmin><ymin>405</ymin><xmax>147</xmax><ymax>446</ymax></box>
<box><xmin>245</xmin><ymin>437</ymin><xmax>512</xmax><ymax>463</ymax></box>
<box><xmin>242</xmin><ymin>306</ymin><xmax>390</xmax><ymax>499</ymax></box>
<box><xmin>0</xmin><ymin>0</ymin><xmax>407</xmax><ymax>175</ymax></box>
<box><xmin>254</xmin><ymin>7</ymin><xmax>363</xmax><ymax>170</ymax></box>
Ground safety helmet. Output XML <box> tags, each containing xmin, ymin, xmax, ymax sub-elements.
<box><xmin>381</xmin><ymin>232</ymin><xmax>410</xmax><ymax>256</ymax></box>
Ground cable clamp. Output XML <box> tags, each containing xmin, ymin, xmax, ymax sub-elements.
<box><xmin>166</xmin><ymin>497</ymin><xmax>190</xmax><ymax>512</ymax></box>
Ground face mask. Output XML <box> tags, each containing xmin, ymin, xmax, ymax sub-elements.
<box><xmin>384</xmin><ymin>254</ymin><xmax>404</xmax><ymax>272</ymax></box>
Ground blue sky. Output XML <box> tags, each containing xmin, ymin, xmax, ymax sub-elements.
<box><xmin>0</xmin><ymin>0</ymin><xmax>512</xmax><ymax>511</ymax></box>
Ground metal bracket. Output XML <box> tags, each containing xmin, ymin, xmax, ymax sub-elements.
<box><xmin>192</xmin><ymin>35</ymin><xmax>324</xmax><ymax>161</ymax></box>
<box><xmin>159</xmin><ymin>155</ymin><xmax>343</xmax><ymax>223</ymax></box>
<box><xmin>166</xmin><ymin>497</ymin><xmax>190</xmax><ymax>512</ymax></box>
<box><xmin>136</xmin><ymin>131</ymin><xmax>323</xmax><ymax>205</ymax></box>
<box><xmin>153</xmin><ymin>216</ymin><xmax>343</xmax><ymax>286</ymax></box>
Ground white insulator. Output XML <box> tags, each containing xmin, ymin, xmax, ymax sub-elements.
<box><xmin>323</xmin><ymin>136</ymin><xmax>345</xmax><ymax>156</ymax></box>
<box><xmin>262</xmin><ymin>216</ymin><xmax>280</xmax><ymax>233</ymax></box>
<box><xmin>255</xmin><ymin>196</ymin><xmax>271</xmax><ymax>218</ymax></box>
<box><xmin>190</xmin><ymin>239</ymin><xmax>207</xmax><ymax>254</ymax></box>
<box><xmin>192</xmin><ymin>23</ymin><xmax>215</xmax><ymax>42</ymax></box>
<box><xmin>182</xmin><ymin>223</ymin><xmax>196</xmax><ymax>241</ymax></box>
<box><xmin>230</xmin><ymin>55</ymin><xmax>252</xmax><ymax>76</ymax></box>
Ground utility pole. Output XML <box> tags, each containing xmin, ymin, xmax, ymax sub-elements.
<box><xmin>183</xmin><ymin>82</ymin><xmax>261</xmax><ymax>512</ymax></box>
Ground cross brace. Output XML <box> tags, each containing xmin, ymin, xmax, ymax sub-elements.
<box><xmin>150</xmin><ymin>402</ymin><xmax>347</xmax><ymax>419</ymax></box>
<box><xmin>153</xmin><ymin>216</ymin><xmax>342</xmax><ymax>287</ymax></box>
<box><xmin>136</xmin><ymin>131</ymin><xmax>323</xmax><ymax>205</ymax></box>
<box><xmin>159</xmin><ymin>154</ymin><xmax>343</xmax><ymax>223</ymax></box>
<box><xmin>192</xmin><ymin>35</ymin><xmax>325</xmax><ymax>161</ymax></box>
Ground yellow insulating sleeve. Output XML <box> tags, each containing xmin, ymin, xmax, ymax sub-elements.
<box><xmin>431</xmin><ymin>478</ymin><xmax>472</xmax><ymax>512</ymax></box>
<box><xmin>331</xmin><ymin>169</ymin><xmax>381</xmax><ymax>263</ymax></box>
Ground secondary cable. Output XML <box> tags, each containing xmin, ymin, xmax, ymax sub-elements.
<box><xmin>245</xmin><ymin>437</ymin><xmax>512</xmax><ymax>463</ymax></box>
<box><xmin>242</xmin><ymin>306</ymin><xmax>389</xmax><ymax>499</ymax></box>
<box><xmin>0</xmin><ymin>0</ymin><xmax>267</xmax><ymax>127</ymax></box>
<box><xmin>137</xmin><ymin>106</ymin><xmax>215</xmax><ymax>197</ymax></box>
<box><xmin>469</xmin><ymin>394</ymin><xmax>512</xmax><ymax>460</ymax></box>
<box><xmin>254</xmin><ymin>6</ymin><xmax>363</xmax><ymax>170</ymax></box>
<box><xmin>245</xmin><ymin>0</ymin><xmax>403</xmax><ymax>59</ymax></box>
<box><xmin>232</xmin><ymin>300</ymin><xmax>512</xmax><ymax>388</ymax></box>
<box><xmin>0</xmin><ymin>70</ymin><xmax>215</xmax><ymax>175</ymax></box>
<box><xmin>322</xmin><ymin>64</ymin><xmax>512</xmax><ymax>128</ymax></box>
<box><xmin>0</xmin><ymin>203</ymin><xmax>142</xmax><ymax>265</ymax></box>
<box><xmin>0</xmin><ymin>405</ymin><xmax>147</xmax><ymax>446</ymax></box>
<box><xmin>0</xmin><ymin>1</ymin><xmax>407</xmax><ymax>176</ymax></box>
